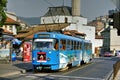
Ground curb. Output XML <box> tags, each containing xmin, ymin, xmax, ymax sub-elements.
<box><xmin>105</xmin><ymin>70</ymin><xmax>113</xmax><ymax>80</ymax></box>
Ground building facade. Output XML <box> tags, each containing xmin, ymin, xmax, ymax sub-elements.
<box><xmin>110</xmin><ymin>28</ymin><xmax>120</xmax><ymax>51</ymax></box>
<box><xmin>2</xmin><ymin>12</ymin><xmax>19</xmax><ymax>35</ymax></box>
<box><xmin>40</xmin><ymin>6</ymin><xmax>95</xmax><ymax>54</ymax></box>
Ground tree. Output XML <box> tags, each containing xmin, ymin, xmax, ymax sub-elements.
<box><xmin>0</xmin><ymin>0</ymin><xmax>7</xmax><ymax>26</ymax></box>
<box><xmin>16</xmin><ymin>26</ymin><xmax>22</xmax><ymax>33</ymax></box>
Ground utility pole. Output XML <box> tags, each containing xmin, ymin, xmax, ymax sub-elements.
<box><xmin>108</xmin><ymin>10</ymin><xmax>120</xmax><ymax>35</ymax></box>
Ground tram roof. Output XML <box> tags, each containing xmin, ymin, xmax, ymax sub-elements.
<box><xmin>34</xmin><ymin>32</ymin><xmax>83</xmax><ymax>42</ymax></box>
<box><xmin>84</xmin><ymin>40</ymin><xmax>91</xmax><ymax>43</ymax></box>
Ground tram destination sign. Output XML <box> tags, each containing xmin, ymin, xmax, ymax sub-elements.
<box><xmin>38</xmin><ymin>34</ymin><xmax>50</xmax><ymax>38</ymax></box>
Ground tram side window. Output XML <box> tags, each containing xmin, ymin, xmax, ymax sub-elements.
<box><xmin>77</xmin><ymin>41</ymin><xmax>79</xmax><ymax>50</ymax></box>
<box><xmin>59</xmin><ymin>39</ymin><xmax>66</xmax><ymax>50</ymax></box>
<box><xmin>85</xmin><ymin>43</ymin><xmax>89</xmax><ymax>50</ymax></box>
<box><xmin>87</xmin><ymin>43</ymin><xmax>90</xmax><ymax>50</ymax></box>
<box><xmin>78</xmin><ymin>42</ymin><xmax>82</xmax><ymax>50</ymax></box>
<box><xmin>84</xmin><ymin>43</ymin><xmax>87</xmax><ymax>50</ymax></box>
<box><xmin>74</xmin><ymin>41</ymin><xmax>77</xmax><ymax>50</ymax></box>
<box><xmin>76</xmin><ymin>41</ymin><xmax>78</xmax><ymax>50</ymax></box>
<box><xmin>73</xmin><ymin>41</ymin><xmax>76</xmax><ymax>50</ymax></box>
<box><xmin>86</xmin><ymin>43</ymin><xmax>89</xmax><ymax>50</ymax></box>
<box><xmin>88</xmin><ymin>43</ymin><xmax>92</xmax><ymax>50</ymax></box>
<box><xmin>76</xmin><ymin>41</ymin><xmax>79</xmax><ymax>50</ymax></box>
<box><xmin>73</xmin><ymin>41</ymin><xmax>75</xmax><ymax>50</ymax></box>
<box><xmin>87</xmin><ymin>43</ymin><xmax>89</xmax><ymax>50</ymax></box>
<box><xmin>67</xmin><ymin>40</ymin><xmax>72</xmax><ymax>50</ymax></box>
<box><xmin>90</xmin><ymin>43</ymin><xmax>92</xmax><ymax>49</ymax></box>
<box><xmin>62</xmin><ymin>40</ymin><xmax>66</xmax><ymax>50</ymax></box>
<box><xmin>71</xmin><ymin>41</ymin><xmax>74</xmax><ymax>50</ymax></box>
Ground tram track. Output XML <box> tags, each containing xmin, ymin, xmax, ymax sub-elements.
<box><xmin>31</xmin><ymin>62</ymin><xmax>94</xmax><ymax>75</ymax></box>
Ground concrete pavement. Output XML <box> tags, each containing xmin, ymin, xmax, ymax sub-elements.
<box><xmin>0</xmin><ymin>57</ymin><xmax>32</xmax><ymax>78</ymax></box>
<box><xmin>114</xmin><ymin>70</ymin><xmax>120</xmax><ymax>80</ymax></box>
<box><xmin>113</xmin><ymin>68</ymin><xmax>120</xmax><ymax>80</ymax></box>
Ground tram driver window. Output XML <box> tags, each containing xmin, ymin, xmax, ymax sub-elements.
<box><xmin>54</xmin><ymin>40</ymin><xmax>59</xmax><ymax>50</ymax></box>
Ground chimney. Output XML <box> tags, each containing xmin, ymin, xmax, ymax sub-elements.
<box><xmin>72</xmin><ymin>0</ymin><xmax>80</xmax><ymax>16</ymax></box>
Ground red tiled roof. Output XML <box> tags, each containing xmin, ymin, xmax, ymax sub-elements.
<box><xmin>26</xmin><ymin>34</ymin><xmax>34</xmax><ymax>39</ymax></box>
<box><xmin>5</xmin><ymin>17</ymin><xmax>19</xmax><ymax>24</ymax></box>
<box><xmin>64</xmin><ymin>31</ymin><xmax>72</xmax><ymax>35</ymax></box>
<box><xmin>63</xmin><ymin>30</ymin><xmax>86</xmax><ymax>36</ymax></box>
<box><xmin>16</xmin><ymin>23</ymin><xmax>70</xmax><ymax>38</ymax></box>
<box><xmin>6</xmin><ymin>17</ymin><xmax>15</xmax><ymax>22</ymax></box>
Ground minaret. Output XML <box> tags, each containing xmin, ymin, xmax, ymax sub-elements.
<box><xmin>111</xmin><ymin>0</ymin><xmax>120</xmax><ymax>10</ymax></box>
<box><xmin>72</xmin><ymin>0</ymin><xmax>80</xmax><ymax>16</ymax></box>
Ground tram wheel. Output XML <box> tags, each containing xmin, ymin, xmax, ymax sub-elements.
<box><xmin>81</xmin><ymin>60</ymin><xmax>85</xmax><ymax>65</ymax></box>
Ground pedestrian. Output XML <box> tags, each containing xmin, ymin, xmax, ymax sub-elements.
<box><xmin>113</xmin><ymin>48</ymin><xmax>116</xmax><ymax>56</ymax></box>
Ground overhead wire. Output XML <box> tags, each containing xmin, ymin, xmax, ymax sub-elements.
<box><xmin>43</xmin><ymin>0</ymin><xmax>56</xmax><ymax>24</ymax></box>
<box><xmin>43</xmin><ymin>0</ymin><xmax>67</xmax><ymax>32</ymax></box>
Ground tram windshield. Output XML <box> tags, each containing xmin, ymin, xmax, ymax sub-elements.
<box><xmin>33</xmin><ymin>39</ymin><xmax>55</xmax><ymax>50</ymax></box>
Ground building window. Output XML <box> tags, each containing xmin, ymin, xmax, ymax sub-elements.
<box><xmin>9</xmin><ymin>25</ymin><xmax>12</xmax><ymax>31</ymax></box>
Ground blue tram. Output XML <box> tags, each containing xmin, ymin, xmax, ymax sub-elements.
<box><xmin>32</xmin><ymin>32</ymin><xmax>92</xmax><ymax>71</ymax></box>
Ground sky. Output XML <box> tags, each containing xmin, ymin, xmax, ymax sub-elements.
<box><xmin>6</xmin><ymin>0</ymin><xmax>116</xmax><ymax>21</ymax></box>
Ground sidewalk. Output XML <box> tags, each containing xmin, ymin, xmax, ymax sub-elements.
<box><xmin>0</xmin><ymin>57</ymin><xmax>32</xmax><ymax>77</ymax></box>
<box><xmin>114</xmin><ymin>69</ymin><xmax>120</xmax><ymax>80</ymax></box>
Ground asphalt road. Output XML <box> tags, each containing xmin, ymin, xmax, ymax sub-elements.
<box><xmin>3</xmin><ymin>57</ymin><xmax>120</xmax><ymax>80</ymax></box>
<box><xmin>63</xmin><ymin>57</ymin><xmax>116</xmax><ymax>79</ymax></box>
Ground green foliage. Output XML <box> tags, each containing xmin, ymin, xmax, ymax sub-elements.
<box><xmin>0</xmin><ymin>0</ymin><xmax>7</xmax><ymax>7</ymax></box>
<box><xmin>16</xmin><ymin>26</ymin><xmax>22</xmax><ymax>33</ymax></box>
<box><xmin>0</xmin><ymin>11</ymin><xmax>6</xmax><ymax>26</ymax></box>
<box><xmin>0</xmin><ymin>0</ymin><xmax>7</xmax><ymax>26</ymax></box>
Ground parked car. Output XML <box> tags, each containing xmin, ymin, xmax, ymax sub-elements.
<box><xmin>104</xmin><ymin>52</ymin><xmax>112</xmax><ymax>57</ymax></box>
<box><xmin>115</xmin><ymin>50</ymin><xmax>120</xmax><ymax>56</ymax></box>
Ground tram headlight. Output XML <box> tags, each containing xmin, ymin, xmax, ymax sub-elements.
<box><xmin>33</xmin><ymin>57</ymin><xmax>36</xmax><ymax>60</ymax></box>
<box><xmin>47</xmin><ymin>57</ymin><xmax>50</xmax><ymax>61</ymax></box>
